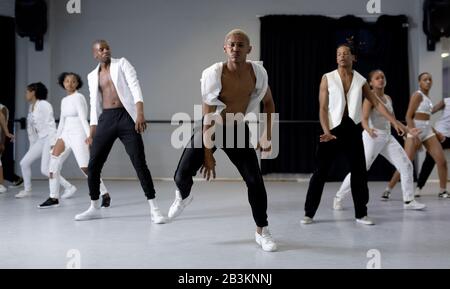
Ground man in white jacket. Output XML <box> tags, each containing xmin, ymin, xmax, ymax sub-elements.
<box><xmin>75</xmin><ymin>40</ymin><xmax>166</xmax><ymax>223</ymax></box>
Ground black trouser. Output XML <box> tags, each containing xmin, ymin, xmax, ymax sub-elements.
<box><xmin>174</xmin><ymin>123</ymin><xmax>269</xmax><ymax>228</ymax></box>
<box><xmin>305</xmin><ymin>116</ymin><xmax>369</xmax><ymax>219</ymax></box>
<box><xmin>88</xmin><ymin>107</ymin><xmax>156</xmax><ymax>200</ymax></box>
<box><xmin>417</xmin><ymin>137</ymin><xmax>450</xmax><ymax>189</ymax></box>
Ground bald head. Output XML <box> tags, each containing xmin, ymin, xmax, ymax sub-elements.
<box><xmin>224</xmin><ymin>29</ymin><xmax>250</xmax><ymax>45</ymax></box>
<box><xmin>92</xmin><ymin>39</ymin><xmax>111</xmax><ymax>63</ymax></box>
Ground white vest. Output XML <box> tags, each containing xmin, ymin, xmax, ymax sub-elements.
<box><xmin>325</xmin><ymin>69</ymin><xmax>366</xmax><ymax>130</ymax></box>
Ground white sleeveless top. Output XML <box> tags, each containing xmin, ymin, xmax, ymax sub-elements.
<box><xmin>369</xmin><ymin>95</ymin><xmax>393</xmax><ymax>132</ymax></box>
<box><xmin>416</xmin><ymin>90</ymin><xmax>433</xmax><ymax>115</ymax></box>
<box><xmin>325</xmin><ymin>69</ymin><xmax>367</xmax><ymax>130</ymax></box>
<box><xmin>435</xmin><ymin>98</ymin><xmax>450</xmax><ymax>137</ymax></box>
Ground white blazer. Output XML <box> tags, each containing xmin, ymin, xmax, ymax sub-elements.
<box><xmin>27</xmin><ymin>100</ymin><xmax>57</xmax><ymax>144</ymax></box>
<box><xmin>87</xmin><ymin>57</ymin><xmax>144</xmax><ymax>126</ymax></box>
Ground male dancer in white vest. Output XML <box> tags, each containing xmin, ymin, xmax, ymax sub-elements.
<box><xmin>169</xmin><ymin>29</ymin><xmax>277</xmax><ymax>252</ymax></box>
<box><xmin>302</xmin><ymin>44</ymin><xmax>408</xmax><ymax>225</ymax></box>
<box><xmin>75</xmin><ymin>40</ymin><xmax>166</xmax><ymax>223</ymax></box>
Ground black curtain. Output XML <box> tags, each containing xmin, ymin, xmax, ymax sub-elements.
<box><xmin>0</xmin><ymin>16</ymin><xmax>19</xmax><ymax>182</ymax></box>
<box><xmin>260</xmin><ymin>15</ymin><xmax>410</xmax><ymax>181</ymax></box>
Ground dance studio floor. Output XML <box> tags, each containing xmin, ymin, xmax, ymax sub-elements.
<box><xmin>1</xmin><ymin>179</ymin><xmax>449</xmax><ymax>269</ymax></box>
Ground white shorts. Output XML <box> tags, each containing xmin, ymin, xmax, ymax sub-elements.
<box><xmin>407</xmin><ymin>120</ymin><xmax>435</xmax><ymax>142</ymax></box>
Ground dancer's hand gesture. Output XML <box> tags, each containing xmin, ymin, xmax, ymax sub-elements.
<box><xmin>200</xmin><ymin>151</ymin><xmax>216</xmax><ymax>181</ymax></box>
<box><xmin>320</xmin><ymin>132</ymin><xmax>337</xmax><ymax>142</ymax></box>
<box><xmin>367</xmin><ymin>128</ymin><xmax>378</xmax><ymax>138</ymax></box>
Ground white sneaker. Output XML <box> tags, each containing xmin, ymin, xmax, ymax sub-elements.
<box><xmin>301</xmin><ymin>216</ymin><xmax>313</xmax><ymax>224</ymax></box>
<box><xmin>150</xmin><ymin>208</ymin><xmax>167</xmax><ymax>224</ymax></box>
<box><xmin>0</xmin><ymin>184</ymin><xmax>7</xmax><ymax>193</ymax></box>
<box><xmin>404</xmin><ymin>200</ymin><xmax>426</xmax><ymax>210</ymax></box>
<box><xmin>61</xmin><ymin>185</ymin><xmax>77</xmax><ymax>199</ymax></box>
<box><xmin>74</xmin><ymin>202</ymin><xmax>102</xmax><ymax>221</ymax></box>
<box><xmin>168</xmin><ymin>190</ymin><xmax>193</xmax><ymax>219</ymax></box>
<box><xmin>333</xmin><ymin>196</ymin><xmax>344</xmax><ymax>210</ymax></box>
<box><xmin>15</xmin><ymin>190</ymin><xmax>32</xmax><ymax>199</ymax></box>
<box><xmin>255</xmin><ymin>227</ymin><xmax>277</xmax><ymax>252</ymax></box>
<box><xmin>356</xmin><ymin>216</ymin><xmax>375</xmax><ymax>225</ymax></box>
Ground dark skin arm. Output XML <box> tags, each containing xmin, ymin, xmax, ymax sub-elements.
<box><xmin>432</xmin><ymin>100</ymin><xmax>445</xmax><ymax>114</ymax></box>
<box><xmin>200</xmin><ymin>103</ymin><xmax>217</xmax><ymax>181</ymax></box>
<box><xmin>318</xmin><ymin>75</ymin><xmax>337</xmax><ymax>142</ymax></box>
<box><xmin>257</xmin><ymin>86</ymin><xmax>275</xmax><ymax>151</ymax></box>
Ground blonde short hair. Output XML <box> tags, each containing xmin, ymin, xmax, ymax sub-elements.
<box><xmin>224</xmin><ymin>29</ymin><xmax>250</xmax><ymax>44</ymax></box>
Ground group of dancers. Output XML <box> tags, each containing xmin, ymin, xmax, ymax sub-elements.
<box><xmin>0</xmin><ymin>29</ymin><xmax>449</xmax><ymax>252</ymax></box>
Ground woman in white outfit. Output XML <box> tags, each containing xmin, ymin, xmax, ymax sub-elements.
<box><xmin>415</xmin><ymin>97</ymin><xmax>450</xmax><ymax>196</ymax></box>
<box><xmin>15</xmin><ymin>82</ymin><xmax>75</xmax><ymax>199</ymax></box>
<box><xmin>38</xmin><ymin>73</ymin><xmax>110</xmax><ymax>208</ymax></box>
<box><xmin>333</xmin><ymin>70</ymin><xmax>426</xmax><ymax>210</ymax></box>
<box><xmin>383</xmin><ymin>72</ymin><xmax>448</xmax><ymax>198</ymax></box>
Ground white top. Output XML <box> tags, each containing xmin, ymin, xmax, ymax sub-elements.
<box><xmin>416</xmin><ymin>90</ymin><xmax>433</xmax><ymax>115</ymax></box>
<box><xmin>368</xmin><ymin>95</ymin><xmax>393</xmax><ymax>132</ymax></box>
<box><xmin>435</xmin><ymin>98</ymin><xmax>450</xmax><ymax>137</ymax></box>
<box><xmin>325</xmin><ymin>69</ymin><xmax>367</xmax><ymax>130</ymax></box>
<box><xmin>88</xmin><ymin>57</ymin><xmax>144</xmax><ymax>126</ymax></box>
<box><xmin>27</xmin><ymin>100</ymin><xmax>57</xmax><ymax>144</ymax></box>
<box><xmin>200</xmin><ymin>61</ymin><xmax>269</xmax><ymax>116</ymax></box>
<box><xmin>56</xmin><ymin>92</ymin><xmax>91</xmax><ymax>138</ymax></box>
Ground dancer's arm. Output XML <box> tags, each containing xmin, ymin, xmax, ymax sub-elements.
<box><xmin>258</xmin><ymin>86</ymin><xmax>275</xmax><ymax>152</ymax></box>
<box><xmin>361</xmin><ymin>99</ymin><xmax>376</xmax><ymax>138</ymax></box>
<box><xmin>0</xmin><ymin>113</ymin><xmax>13</xmax><ymax>140</ymax></box>
<box><xmin>74</xmin><ymin>94</ymin><xmax>91</xmax><ymax>138</ymax></box>
<box><xmin>432</xmin><ymin>100</ymin><xmax>445</xmax><ymax>114</ymax></box>
<box><xmin>201</xmin><ymin>103</ymin><xmax>217</xmax><ymax>181</ymax></box>
<box><xmin>405</xmin><ymin>92</ymin><xmax>422</xmax><ymax>128</ymax></box>
<box><xmin>318</xmin><ymin>75</ymin><xmax>336</xmax><ymax>142</ymax></box>
<box><xmin>135</xmin><ymin>101</ymin><xmax>147</xmax><ymax>134</ymax></box>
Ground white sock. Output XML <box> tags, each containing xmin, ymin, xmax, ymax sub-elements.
<box><xmin>440</xmin><ymin>188</ymin><xmax>447</xmax><ymax>193</ymax></box>
<box><xmin>148</xmin><ymin>199</ymin><xmax>159</xmax><ymax>211</ymax></box>
<box><xmin>91</xmin><ymin>200</ymin><xmax>101</xmax><ymax>209</ymax></box>
<box><xmin>385</xmin><ymin>187</ymin><xmax>391</xmax><ymax>192</ymax></box>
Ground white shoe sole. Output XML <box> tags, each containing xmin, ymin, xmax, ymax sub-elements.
<box><xmin>74</xmin><ymin>213</ymin><xmax>102</xmax><ymax>221</ymax></box>
<box><xmin>356</xmin><ymin>220</ymin><xmax>375</xmax><ymax>225</ymax></box>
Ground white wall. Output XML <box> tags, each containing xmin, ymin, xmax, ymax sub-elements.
<box><xmin>6</xmin><ymin>0</ymin><xmax>447</xmax><ymax>180</ymax></box>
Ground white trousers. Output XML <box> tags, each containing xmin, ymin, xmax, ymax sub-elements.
<box><xmin>48</xmin><ymin>129</ymin><xmax>108</xmax><ymax>199</ymax></box>
<box><xmin>336</xmin><ymin>130</ymin><xmax>414</xmax><ymax>202</ymax></box>
<box><xmin>20</xmin><ymin>136</ymin><xmax>72</xmax><ymax>192</ymax></box>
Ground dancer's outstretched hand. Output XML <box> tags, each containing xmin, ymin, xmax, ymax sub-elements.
<box><xmin>200</xmin><ymin>152</ymin><xmax>216</xmax><ymax>181</ymax></box>
<box><xmin>6</xmin><ymin>132</ymin><xmax>14</xmax><ymax>142</ymax></box>
<box><xmin>393</xmin><ymin>121</ymin><xmax>407</xmax><ymax>136</ymax></box>
<box><xmin>135</xmin><ymin>114</ymin><xmax>147</xmax><ymax>134</ymax></box>
<box><xmin>320</xmin><ymin>132</ymin><xmax>337</xmax><ymax>142</ymax></box>
<box><xmin>407</xmin><ymin>127</ymin><xmax>422</xmax><ymax>138</ymax></box>
<box><xmin>436</xmin><ymin>131</ymin><xmax>446</xmax><ymax>143</ymax></box>
<box><xmin>85</xmin><ymin>136</ymin><xmax>93</xmax><ymax>146</ymax></box>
